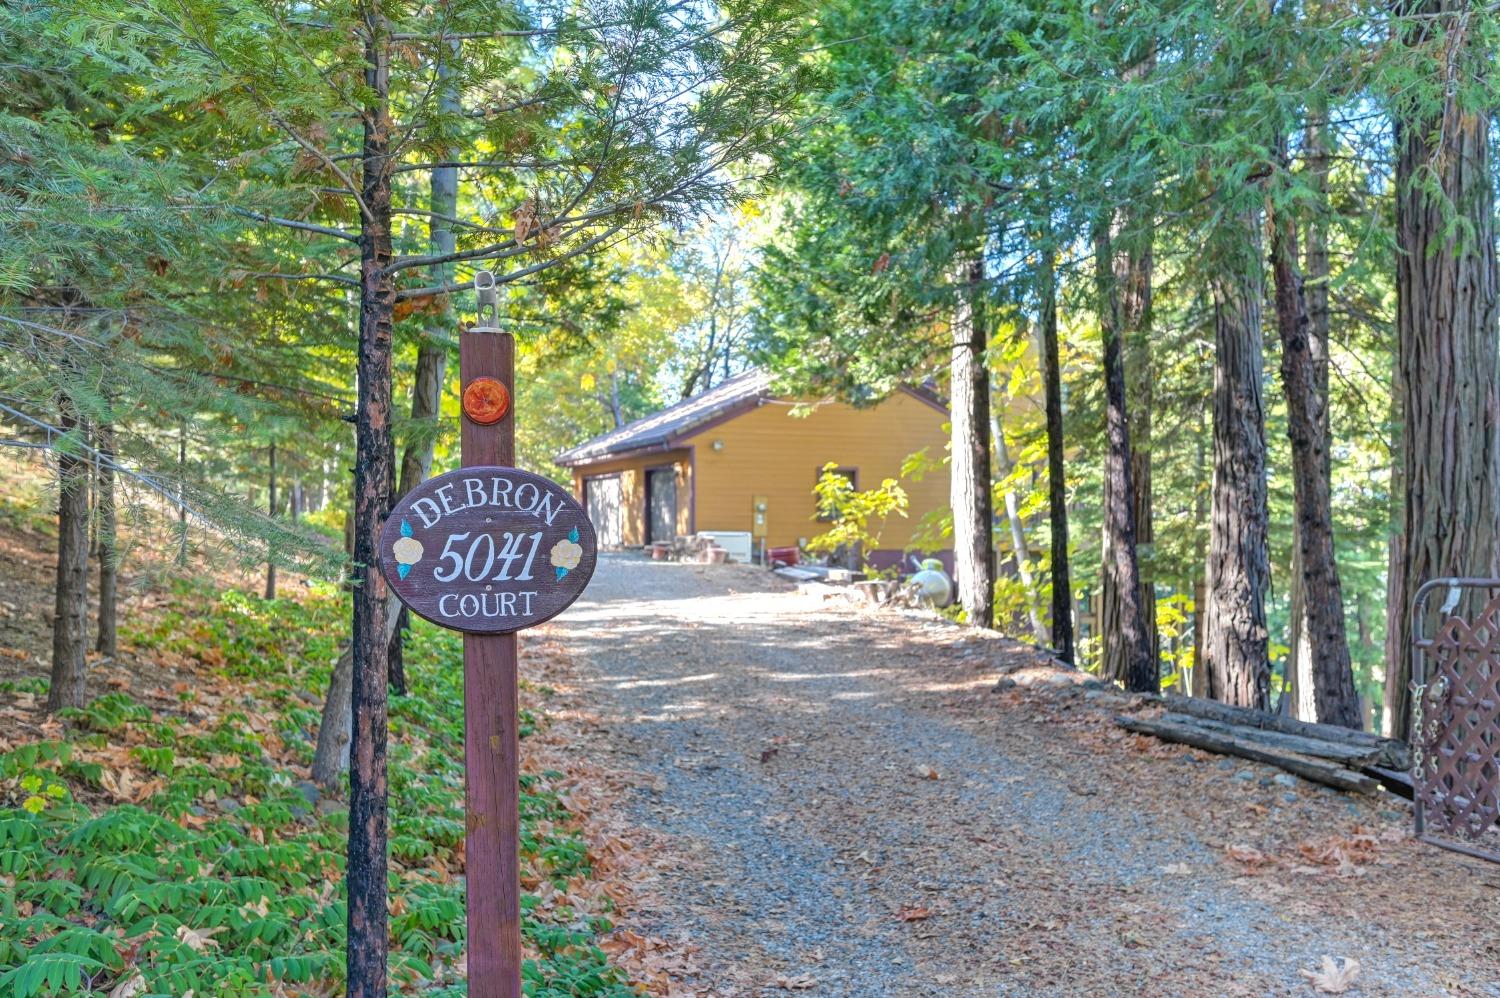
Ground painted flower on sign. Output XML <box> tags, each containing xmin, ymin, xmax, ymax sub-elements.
<box><xmin>551</xmin><ymin>526</ymin><xmax>583</xmax><ymax>580</ymax></box>
<box><xmin>392</xmin><ymin>520</ymin><xmax>424</xmax><ymax>579</ymax></box>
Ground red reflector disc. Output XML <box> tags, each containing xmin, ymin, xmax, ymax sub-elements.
<box><xmin>462</xmin><ymin>377</ymin><xmax>510</xmax><ymax>425</ymax></box>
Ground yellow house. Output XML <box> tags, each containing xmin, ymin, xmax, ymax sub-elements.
<box><xmin>555</xmin><ymin>371</ymin><xmax>952</xmax><ymax>570</ymax></box>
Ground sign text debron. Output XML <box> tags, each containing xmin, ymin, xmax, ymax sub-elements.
<box><xmin>380</xmin><ymin>467</ymin><xmax>597</xmax><ymax>634</ymax></box>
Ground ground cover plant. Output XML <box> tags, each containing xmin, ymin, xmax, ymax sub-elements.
<box><xmin>0</xmin><ymin>581</ymin><xmax>637</xmax><ymax>996</ymax></box>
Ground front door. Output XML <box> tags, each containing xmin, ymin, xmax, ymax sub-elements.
<box><xmin>646</xmin><ymin>467</ymin><xmax>677</xmax><ymax>544</ymax></box>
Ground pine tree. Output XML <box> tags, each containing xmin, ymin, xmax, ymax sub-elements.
<box><xmin>1385</xmin><ymin>0</ymin><xmax>1500</xmax><ymax>740</ymax></box>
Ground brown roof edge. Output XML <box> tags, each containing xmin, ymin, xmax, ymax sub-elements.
<box><xmin>556</xmin><ymin>374</ymin><xmax>945</xmax><ymax>467</ymax></box>
<box><xmin>898</xmin><ymin>382</ymin><xmax>949</xmax><ymax>415</ymax></box>
<box><xmin>662</xmin><ymin>393</ymin><xmax>767</xmax><ymax>445</ymax></box>
<box><xmin>556</xmin><ymin>440</ymin><xmax>682</xmax><ymax>469</ymax></box>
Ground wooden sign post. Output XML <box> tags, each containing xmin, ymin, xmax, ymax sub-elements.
<box><xmin>379</xmin><ymin>272</ymin><xmax>597</xmax><ymax>997</ymax></box>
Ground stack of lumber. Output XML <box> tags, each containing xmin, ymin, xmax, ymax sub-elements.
<box><xmin>1115</xmin><ymin>694</ymin><xmax>1410</xmax><ymax>795</ymax></box>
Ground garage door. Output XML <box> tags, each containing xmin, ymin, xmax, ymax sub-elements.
<box><xmin>584</xmin><ymin>475</ymin><xmax>624</xmax><ymax>549</ymax></box>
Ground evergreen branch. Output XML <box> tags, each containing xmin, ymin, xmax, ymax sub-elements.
<box><xmin>393</xmin><ymin>221</ymin><xmax>626</xmax><ymax>300</ymax></box>
<box><xmin>249</xmin><ymin>272</ymin><xmax>361</xmax><ymax>286</ymax></box>
<box><xmin>389</xmin><ymin>29</ymin><xmax>554</xmax><ymax>40</ymax></box>
<box><xmin>390</xmin><ymin>159</ymin><xmax>578</xmax><ymax>173</ymax></box>
<box><xmin>389</xmin><ymin>208</ymin><xmax>507</xmax><ymax>236</ymax></box>
<box><xmin>384</xmin><ymin>201</ymin><xmax>630</xmax><ymax>274</ymax></box>
<box><xmin>232</xmin><ymin>208</ymin><xmax>358</xmax><ymax>242</ymax></box>
<box><xmin>266</xmin><ymin>111</ymin><xmax>375</xmax><ymax>224</ymax></box>
<box><xmin>0</xmin><ymin>400</ymin><xmax>196</xmax><ymax>514</ymax></box>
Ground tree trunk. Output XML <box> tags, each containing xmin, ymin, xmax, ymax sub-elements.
<box><xmin>1386</xmin><ymin>0</ymin><xmax>1500</xmax><ymax>742</ymax></box>
<box><xmin>176</xmin><ymin>423</ymin><xmax>188</xmax><ymax>566</ymax></box>
<box><xmin>1270</xmin><ymin>150</ymin><xmax>1361</xmax><ymax>729</ymax></box>
<box><xmin>1204</xmin><ymin>215</ymin><xmax>1271</xmax><ymax>710</ymax></box>
<box><xmin>265</xmin><ymin>440</ymin><xmax>278</xmax><ymax>600</ymax></box>
<box><xmin>1288</xmin><ymin>114</ymin><xmax>1334</xmax><ymax>721</ymax></box>
<box><xmin>48</xmin><ymin>406</ymin><xmax>90</xmax><ymax>712</ymax></box>
<box><xmin>1094</xmin><ymin>224</ymin><xmax>1156</xmax><ymax>693</ymax></box>
<box><xmin>386</xmin><ymin>436</ymin><xmax>405</xmax><ymax>697</ymax></box>
<box><xmin>1040</xmin><ymin>248</ymin><xmax>1074</xmax><ymax>663</ymax></box>
<box><xmin>95</xmin><ymin>422</ymin><xmax>117</xmax><ymax>659</ymax></box>
<box><xmin>950</xmin><ymin>255</ymin><xmax>994</xmax><ymax>630</ymax></box>
<box><xmin>387</xmin><ymin>46</ymin><xmax>458</xmax><ymax>697</ymax></box>
<box><xmin>313</xmin><ymin>605</ymin><xmax>403</xmax><ymax>787</ymax></box>
<box><xmin>994</xmin><ymin>418</ymin><xmax>1047</xmax><ymax>644</ymax></box>
<box><xmin>348</xmin><ymin>14</ymin><xmax>395</xmax><ymax>996</ymax></box>
<box><xmin>1098</xmin><ymin>216</ymin><xmax>1157</xmax><ymax>686</ymax></box>
<box><xmin>1191</xmin><ymin>387</ymin><xmax>1209</xmax><ymax>698</ymax></box>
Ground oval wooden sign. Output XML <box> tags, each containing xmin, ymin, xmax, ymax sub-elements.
<box><xmin>379</xmin><ymin>467</ymin><xmax>597</xmax><ymax>634</ymax></box>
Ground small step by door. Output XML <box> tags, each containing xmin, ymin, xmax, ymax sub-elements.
<box><xmin>646</xmin><ymin>467</ymin><xmax>677</xmax><ymax>544</ymax></box>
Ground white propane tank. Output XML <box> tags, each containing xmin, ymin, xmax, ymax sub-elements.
<box><xmin>909</xmin><ymin>558</ymin><xmax>953</xmax><ymax>608</ymax></box>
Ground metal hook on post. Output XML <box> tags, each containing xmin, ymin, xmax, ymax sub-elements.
<box><xmin>474</xmin><ymin>269</ymin><xmax>500</xmax><ymax>333</ymax></box>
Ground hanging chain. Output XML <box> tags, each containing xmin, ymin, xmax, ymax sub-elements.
<box><xmin>1410</xmin><ymin>678</ymin><xmax>1427</xmax><ymax>778</ymax></box>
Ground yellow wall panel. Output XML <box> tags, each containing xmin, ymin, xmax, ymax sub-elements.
<box><xmin>680</xmin><ymin>391</ymin><xmax>948</xmax><ymax>551</ymax></box>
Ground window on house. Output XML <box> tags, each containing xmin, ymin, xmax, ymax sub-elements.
<box><xmin>815</xmin><ymin>466</ymin><xmax>858</xmax><ymax>521</ymax></box>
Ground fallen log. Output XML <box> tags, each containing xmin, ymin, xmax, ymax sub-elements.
<box><xmin>1151</xmin><ymin>712</ymin><xmax>1383</xmax><ymax>768</ymax></box>
<box><xmin>1145</xmin><ymin>693</ymin><xmax>1411</xmax><ymax>770</ymax></box>
<box><xmin>1364</xmin><ymin>766</ymin><xmax>1415</xmax><ymax>801</ymax></box>
<box><xmin>1115</xmin><ymin>715</ymin><xmax>1381</xmax><ymax>794</ymax></box>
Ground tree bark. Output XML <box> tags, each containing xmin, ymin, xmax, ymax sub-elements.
<box><xmin>950</xmin><ymin>255</ymin><xmax>995</xmax><ymax>630</ymax></box>
<box><xmin>1386</xmin><ymin>0</ymin><xmax>1500</xmax><ymax>742</ymax></box>
<box><xmin>95</xmin><ymin>422</ymin><xmax>117</xmax><ymax>659</ymax></box>
<box><xmin>265</xmin><ymin>440</ymin><xmax>278</xmax><ymax>600</ymax></box>
<box><xmin>1191</xmin><ymin>388</ymin><xmax>1209</xmax><ymax>698</ymax></box>
<box><xmin>348</xmin><ymin>12</ymin><xmax>395</xmax><ymax>995</ymax></box>
<box><xmin>1143</xmin><ymin>692</ymin><xmax>1409</xmax><ymax>769</ymax></box>
<box><xmin>176</xmin><ymin>423</ymin><xmax>188</xmax><ymax>566</ymax></box>
<box><xmin>1287</xmin><ymin>114</ymin><xmax>1335</xmax><ymax>721</ymax></box>
<box><xmin>1270</xmin><ymin>148</ymin><xmax>1361</xmax><ymax>729</ymax></box>
<box><xmin>994</xmin><ymin>419</ymin><xmax>1047</xmax><ymax>644</ymax></box>
<box><xmin>388</xmin><ymin>45</ymin><xmax>458</xmax><ymax>697</ymax></box>
<box><xmin>1204</xmin><ymin>215</ymin><xmax>1271</xmax><ymax>710</ymax></box>
<box><xmin>1094</xmin><ymin>224</ymin><xmax>1156</xmax><ymax>693</ymax></box>
<box><xmin>313</xmin><ymin>605</ymin><xmax>403</xmax><ymax>787</ymax></box>
<box><xmin>385</xmin><ymin>437</ymin><xmax>405</xmax><ymax>697</ymax></box>
<box><xmin>1040</xmin><ymin>248</ymin><xmax>1074</xmax><ymax>663</ymax></box>
<box><xmin>1114</xmin><ymin>715</ymin><xmax>1379</xmax><ymax>794</ymax></box>
<box><xmin>48</xmin><ymin>406</ymin><xmax>90</xmax><ymax>712</ymax></box>
<box><xmin>1098</xmin><ymin>216</ymin><xmax>1158</xmax><ymax>686</ymax></box>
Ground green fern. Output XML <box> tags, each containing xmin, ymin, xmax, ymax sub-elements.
<box><xmin>0</xmin><ymin>952</ymin><xmax>105</xmax><ymax>998</ymax></box>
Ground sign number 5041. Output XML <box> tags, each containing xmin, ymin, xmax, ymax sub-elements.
<box><xmin>433</xmin><ymin>531</ymin><xmax>544</xmax><ymax>583</ymax></box>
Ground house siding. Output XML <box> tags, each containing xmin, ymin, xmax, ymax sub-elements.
<box><xmin>678</xmin><ymin>391</ymin><xmax>949</xmax><ymax>554</ymax></box>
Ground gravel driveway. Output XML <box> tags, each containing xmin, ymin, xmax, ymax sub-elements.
<box><xmin>549</xmin><ymin>554</ymin><xmax>1500</xmax><ymax>997</ymax></box>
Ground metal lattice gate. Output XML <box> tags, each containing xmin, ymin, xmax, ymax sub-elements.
<box><xmin>1410</xmin><ymin>578</ymin><xmax>1500</xmax><ymax>863</ymax></box>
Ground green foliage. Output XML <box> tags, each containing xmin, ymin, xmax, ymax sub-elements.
<box><xmin>0</xmin><ymin>580</ymin><xmax>635</xmax><ymax>995</ymax></box>
<box><xmin>742</xmin><ymin>0</ymin><xmax>1460</xmax><ymax>723</ymax></box>
<box><xmin>807</xmin><ymin>462</ymin><xmax>908</xmax><ymax>570</ymax></box>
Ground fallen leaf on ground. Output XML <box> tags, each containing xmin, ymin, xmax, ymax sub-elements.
<box><xmin>109</xmin><ymin>973</ymin><xmax>147</xmax><ymax>998</ymax></box>
<box><xmin>1225</xmin><ymin>843</ymin><xmax>1268</xmax><ymax>869</ymax></box>
<box><xmin>1300</xmin><ymin>955</ymin><xmax>1360</xmax><ymax>993</ymax></box>
<box><xmin>100</xmin><ymin>768</ymin><xmax>162</xmax><ymax>804</ymax></box>
<box><xmin>896</xmin><ymin>904</ymin><xmax>932</xmax><ymax>921</ymax></box>
<box><xmin>175</xmin><ymin>925</ymin><xmax>225</xmax><ymax>952</ymax></box>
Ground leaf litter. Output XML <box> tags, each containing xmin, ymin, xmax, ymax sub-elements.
<box><xmin>548</xmin><ymin>558</ymin><xmax>1500</xmax><ymax>997</ymax></box>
